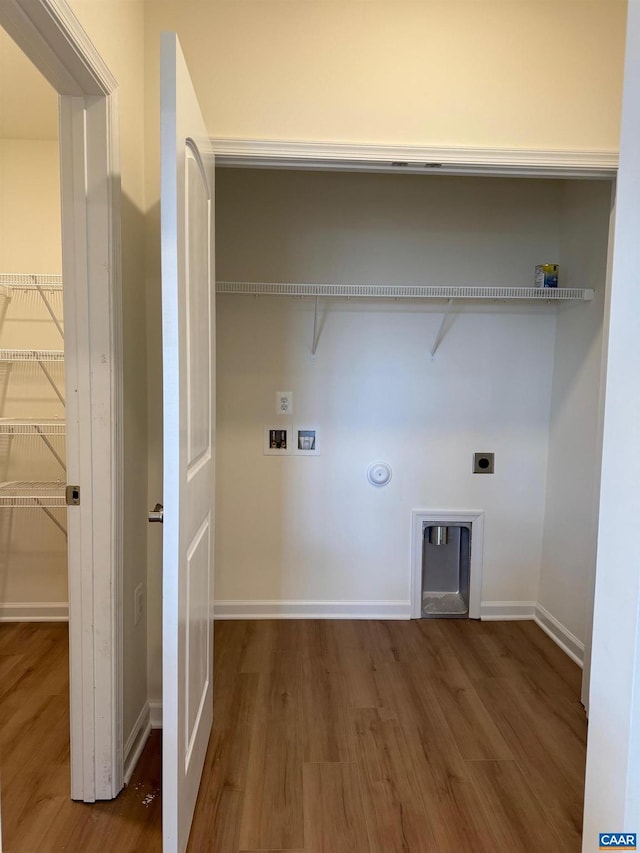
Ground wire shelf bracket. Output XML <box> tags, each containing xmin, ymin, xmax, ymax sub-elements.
<box><xmin>0</xmin><ymin>350</ymin><xmax>65</xmax><ymax>405</ymax></box>
<box><xmin>0</xmin><ymin>275</ymin><xmax>64</xmax><ymax>341</ymax></box>
<box><xmin>430</xmin><ymin>299</ymin><xmax>455</xmax><ymax>358</ymax></box>
<box><xmin>0</xmin><ymin>420</ymin><xmax>66</xmax><ymax>472</ymax></box>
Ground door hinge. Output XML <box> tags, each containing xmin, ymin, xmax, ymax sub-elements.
<box><xmin>66</xmin><ymin>484</ymin><xmax>81</xmax><ymax>506</ymax></box>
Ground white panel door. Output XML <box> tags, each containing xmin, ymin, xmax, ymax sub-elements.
<box><xmin>160</xmin><ymin>32</ymin><xmax>215</xmax><ymax>853</ymax></box>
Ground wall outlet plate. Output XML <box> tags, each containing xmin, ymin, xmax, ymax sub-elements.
<box><xmin>276</xmin><ymin>391</ymin><xmax>293</xmax><ymax>415</ymax></box>
<box><xmin>473</xmin><ymin>452</ymin><xmax>495</xmax><ymax>474</ymax></box>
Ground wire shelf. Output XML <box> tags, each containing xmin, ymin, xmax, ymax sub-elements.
<box><xmin>216</xmin><ymin>281</ymin><xmax>595</xmax><ymax>301</ymax></box>
<box><xmin>0</xmin><ymin>349</ymin><xmax>65</xmax><ymax>362</ymax></box>
<box><xmin>0</xmin><ymin>481</ymin><xmax>66</xmax><ymax>507</ymax></box>
<box><xmin>0</xmin><ymin>420</ymin><xmax>66</xmax><ymax>436</ymax></box>
<box><xmin>0</xmin><ymin>274</ymin><xmax>63</xmax><ymax>291</ymax></box>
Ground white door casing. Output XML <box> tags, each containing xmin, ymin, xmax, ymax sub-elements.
<box><xmin>0</xmin><ymin>0</ymin><xmax>123</xmax><ymax>802</ymax></box>
<box><xmin>160</xmin><ymin>33</ymin><xmax>216</xmax><ymax>853</ymax></box>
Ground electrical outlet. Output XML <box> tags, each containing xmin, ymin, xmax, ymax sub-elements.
<box><xmin>473</xmin><ymin>452</ymin><xmax>495</xmax><ymax>474</ymax></box>
<box><xmin>276</xmin><ymin>391</ymin><xmax>293</xmax><ymax>415</ymax></box>
<box><xmin>134</xmin><ymin>583</ymin><xmax>143</xmax><ymax>625</ymax></box>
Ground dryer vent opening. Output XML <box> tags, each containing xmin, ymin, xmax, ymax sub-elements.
<box><xmin>422</xmin><ymin>523</ymin><xmax>471</xmax><ymax>618</ymax></box>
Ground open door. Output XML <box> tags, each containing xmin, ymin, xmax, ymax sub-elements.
<box><xmin>160</xmin><ymin>33</ymin><xmax>215</xmax><ymax>853</ymax></box>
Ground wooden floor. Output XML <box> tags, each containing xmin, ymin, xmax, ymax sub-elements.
<box><xmin>0</xmin><ymin>623</ymin><xmax>161</xmax><ymax>853</ymax></box>
<box><xmin>0</xmin><ymin>619</ymin><xmax>587</xmax><ymax>852</ymax></box>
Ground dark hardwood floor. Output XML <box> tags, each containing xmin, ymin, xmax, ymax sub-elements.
<box><xmin>0</xmin><ymin>618</ymin><xmax>587</xmax><ymax>851</ymax></box>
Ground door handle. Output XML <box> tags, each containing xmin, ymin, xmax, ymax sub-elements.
<box><xmin>148</xmin><ymin>503</ymin><xmax>164</xmax><ymax>523</ymax></box>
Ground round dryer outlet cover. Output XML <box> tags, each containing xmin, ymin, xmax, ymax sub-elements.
<box><xmin>367</xmin><ymin>461</ymin><xmax>392</xmax><ymax>487</ymax></box>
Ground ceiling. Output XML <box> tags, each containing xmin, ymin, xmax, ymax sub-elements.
<box><xmin>0</xmin><ymin>28</ymin><xmax>58</xmax><ymax>140</ymax></box>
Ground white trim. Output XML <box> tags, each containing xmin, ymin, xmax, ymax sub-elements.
<box><xmin>60</xmin><ymin>87</ymin><xmax>124</xmax><ymax>802</ymax></box>
<box><xmin>123</xmin><ymin>703</ymin><xmax>151</xmax><ymax>786</ymax></box>
<box><xmin>534</xmin><ymin>604</ymin><xmax>584</xmax><ymax>669</ymax></box>
<box><xmin>0</xmin><ymin>0</ymin><xmax>123</xmax><ymax>803</ymax></box>
<box><xmin>0</xmin><ymin>602</ymin><xmax>69</xmax><ymax>622</ymax></box>
<box><xmin>149</xmin><ymin>702</ymin><xmax>163</xmax><ymax>730</ymax></box>
<box><xmin>211</xmin><ymin>138</ymin><xmax>618</xmax><ymax>179</ymax></box>
<box><xmin>214</xmin><ymin>600</ymin><xmax>411</xmax><ymax>620</ymax></box>
<box><xmin>480</xmin><ymin>601</ymin><xmax>536</xmax><ymax>620</ymax></box>
<box><xmin>0</xmin><ymin>0</ymin><xmax>116</xmax><ymax>96</ymax></box>
<box><xmin>581</xmin><ymin>180</ymin><xmax>617</xmax><ymax>712</ymax></box>
<box><xmin>411</xmin><ymin>510</ymin><xmax>484</xmax><ymax>619</ymax></box>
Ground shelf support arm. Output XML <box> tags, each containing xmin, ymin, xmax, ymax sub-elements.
<box><xmin>36</xmin><ymin>284</ymin><xmax>64</xmax><ymax>341</ymax></box>
<box><xmin>35</xmin><ymin>499</ymin><xmax>67</xmax><ymax>538</ymax></box>
<box><xmin>311</xmin><ymin>295</ymin><xmax>320</xmax><ymax>357</ymax></box>
<box><xmin>0</xmin><ymin>288</ymin><xmax>11</xmax><ymax>338</ymax></box>
<box><xmin>430</xmin><ymin>299</ymin><xmax>455</xmax><ymax>358</ymax></box>
<box><xmin>36</xmin><ymin>358</ymin><xmax>65</xmax><ymax>405</ymax></box>
<box><xmin>35</xmin><ymin>426</ymin><xmax>66</xmax><ymax>473</ymax></box>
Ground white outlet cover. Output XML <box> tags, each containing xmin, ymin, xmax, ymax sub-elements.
<box><xmin>276</xmin><ymin>391</ymin><xmax>293</xmax><ymax>415</ymax></box>
<box><xmin>367</xmin><ymin>461</ymin><xmax>392</xmax><ymax>487</ymax></box>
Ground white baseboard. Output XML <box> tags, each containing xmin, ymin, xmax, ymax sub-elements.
<box><xmin>480</xmin><ymin>601</ymin><xmax>536</xmax><ymax>620</ymax></box>
<box><xmin>123</xmin><ymin>702</ymin><xmax>151</xmax><ymax>785</ymax></box>
<box><xmin>480</xmin><ymin>601</ymin><xmax>584</xmax><ymax>668</ymax></box>
<box><xmin>214</xmin><ymin>599</ymin><xmax>412</xmax><ymax>620</ymax></box>
<box><xmin>149</xmin><ymin>701</ymin><xmax>163</xmax><ymax>729</ymax></box>
<box><xmin>534</xmin><ymin>603</ymin><xmax>584</xmax><ymax>668</ymax></box>
<box><xmin>0</xmin><ymin>602</ymin><xmax>68</xmax><ymax>622</ymax></box>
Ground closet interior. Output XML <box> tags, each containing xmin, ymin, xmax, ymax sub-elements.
<box><xmin>0</xmin><ymin>38</ymin><xmax>67</xmax><ymax>637</ymax></box>
<box><xmin>213</xmin><ymin>167</ymin><xmax>612</xmax><ymax>675</ymax></box>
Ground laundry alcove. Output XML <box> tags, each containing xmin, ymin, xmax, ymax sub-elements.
<box><xmin>213</xmin><ymin>165</ymin><xmax>612</xmax><ymax>696</ymax></box>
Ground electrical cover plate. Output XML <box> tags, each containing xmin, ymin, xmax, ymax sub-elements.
<box><xmin>473</xmin><ymin>452</ymin><xmax>495</xmax><ymax>474</ymax></box>
<box><xmin>276</xmin><ymin>391</ymin><xmax>293</xmax><ymax>415</ymax></box>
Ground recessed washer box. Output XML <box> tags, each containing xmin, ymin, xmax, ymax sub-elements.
<box><xmin>473</xmin><ymin>452</ymin><xmax>495</xmax><ymax>474</ymax></box>
<box><xmin>264</xmin><ymin>425</ymin><xmax>291</xmax><ymax>455</ymax></box>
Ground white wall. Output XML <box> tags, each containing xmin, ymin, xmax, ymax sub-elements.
<box><xmin>539</xmin><ymin>181</ymin><xmax>612</xmax><ymax>645</ymax></box>
<box><xmin>144</xmin><ymin>0</ymin><xmax>626</xmax><ymax>151</ymax></box>
<box><xmin>0</xmin><ymin>140</ymin><xmax>61</xmax><ymax>271</ymax></box>
<box><xmin>213</xmin><ymin>169</ymin><xmax>564</xmax><ymax>612</ymax></box>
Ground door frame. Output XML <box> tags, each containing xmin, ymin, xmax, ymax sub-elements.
<box><xmin>0</xmin><ymin>0</ymin><xmax>123</xmax><ymax>801</ymax></box>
